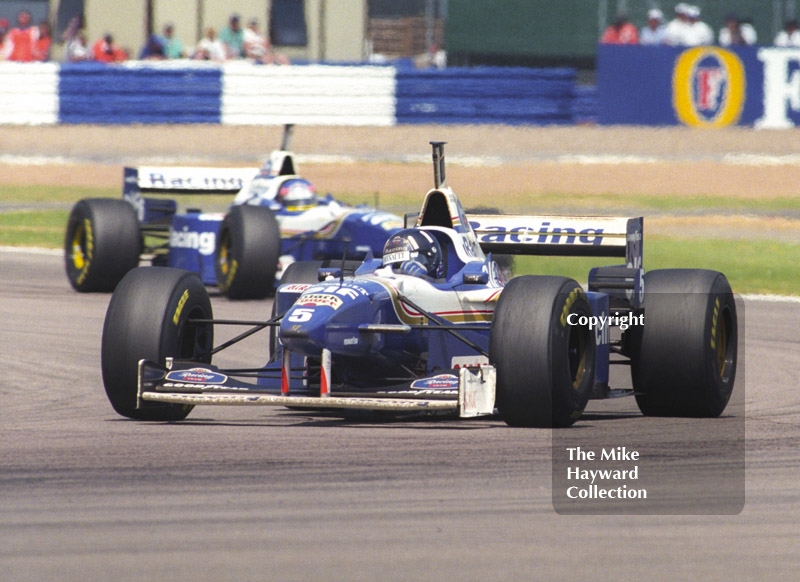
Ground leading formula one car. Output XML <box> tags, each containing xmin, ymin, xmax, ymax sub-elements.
<box><xmin>101</xmin><ymin>143</ymin><xmax>738</xmax><ymax>427</ymax></box>
<box><xmin>65</xmin><ymin>125</ymin><xmax>402</xmax><ymax>298</ymax></box>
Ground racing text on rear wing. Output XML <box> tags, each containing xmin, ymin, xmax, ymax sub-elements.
<box><xmin>467</xmin><ymin>214</ymin><xmax>643</xmax><ymax>264</ymax></box>
<box><xmin>124</xmin><ymin>166</ymin><xmax>258</xmax><ymax>195</ymax></box>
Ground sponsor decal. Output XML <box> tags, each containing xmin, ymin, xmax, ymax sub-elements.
<box><xmin>170</xmin><ymin>226</ymin><xmax>216</xmax><ymax>256</ymax></box>
<box><xmin>756</xmin><ymin>48</ymin><xmax>800</xmax><ymax>128</ymax></box>
<box><xmin>281</xmin><ymin>283</ymin><xmax>311</xmax><ymax>293</ymax></box>
<box><xmin>471</xmin><ymin>221</ymin><xmax>605</xmax><ymax>246</ymax></box>
<box><xmin>673</xmin><ymin>47</ymin><xmax>745</xmax><ymax>128</ymax></box>
<box><xmin>298</xmin><ymin>294</ymin><xmax>343</xmax><ymax>310</ymax></box>
<box><xmin>451</xmin><ymin>356</ymin><xmax>490</xmax><ymax>369</ymax></box>
<box><xmin>146</xmin><ymin>172</ymin><xmax>245</xmax><ymax>190</ymax></box>
<box><xmin>560</xmin><ymin>287</ymin><xmax>586</xmax><ymax>328</ymax></box>
<box><xmin>172</xmin><ymin>289</ymin><xmax>189</xmax><ymax>325</ymax></box>
<box><xmin>165</xmin><ymin>368</ymin><xmax>228</xmax><ymax>384</ymax></box>
<box><xmin>411</xmin><ymin>374</ymin><xmax>460</xmax><ymax>389</ymax></box>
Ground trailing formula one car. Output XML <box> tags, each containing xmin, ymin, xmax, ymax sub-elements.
<box><xmin>65</xmin><ymin>125</ymin><xmax>402</xmax><ymax>298</ymax></box>
<box><xmin>101</xmin><ymin>143</ymin><xmax>738</xmax><ymax>427</ymax></box>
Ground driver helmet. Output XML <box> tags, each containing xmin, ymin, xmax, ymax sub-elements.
<box><xmin>277</xmin><ymin>178</ymin><xmax>317</xmax><ymax>210</ymax></box>
<box><xmin>382</xmin><ymin>229</ymin><xmax>444</xmax><ymax>278</ymax></box>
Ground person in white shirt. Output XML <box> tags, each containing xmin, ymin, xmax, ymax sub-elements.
<box><xmin>775</xmin><ymin>19</ymin><xmax>800</xmax><ymax>47</ymax></box>
<box><xmin>640</xmin><ymin>8</ymin><xmax>667</xmax><ymax>45</ymax></box>
<box><xmin>684</xmin><ymin>5</ymin><xmax>714</xmax><ymax>46</ymax></box>
<box><xmin>664</xmin><ymin>3</ymin><xmax>692</xmax><ymax>46</ymax></box>
<box><xmin>193</xmin><ymin>27</ymin><xmax>226</xmax><ymax>61</ymax></box>
<box><xmin>739</xmin><ymin>18</ymin><xmax>757</xmax><ymax>45</ymax></box>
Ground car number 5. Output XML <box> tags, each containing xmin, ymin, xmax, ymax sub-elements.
<box><xmin>288</xmin><ymin>308</ymin><xmax>314</xmax><ymax>323</ymax></box>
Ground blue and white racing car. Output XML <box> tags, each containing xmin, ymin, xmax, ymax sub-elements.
<box><xmin>101</xmin><ymin>143</ymin><xmax>738</xmax><ymax>427</ymax></box>
<box><xmin>65</xmin><ymin>125</ymin><xmax>402</xmax><ymax>298</ymax></box>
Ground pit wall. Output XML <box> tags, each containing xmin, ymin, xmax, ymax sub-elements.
<box><xmin>0</xmin><ymin>61</ymin><xmax>590</xmax><ymax>126</ymax></box>
<box><xmin>598</xmin><ymin>45</ymin><xmax>800</xmax><ymax>129</ymax></box>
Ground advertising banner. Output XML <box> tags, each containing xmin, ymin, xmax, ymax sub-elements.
<box><xmin>598</xmin><ymin>45</ymin><xmax>800</xmax><ymax>128</ymax></box>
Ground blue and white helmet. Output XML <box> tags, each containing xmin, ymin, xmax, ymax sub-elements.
<box><xmin>277</xmin><ymin>178</ymin><xmax>317</xmax><ymax>210</ymax></box>
<box><xmin>382</xmin><ymin>229</ymin><xmax>444</xmax><ymax>278</ymax></box>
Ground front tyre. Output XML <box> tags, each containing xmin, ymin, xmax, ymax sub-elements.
<box><xmin>630</xmin><ymin>269</ymin><xmax>737</xmax><ymax>417</ymax></box>
<box><xmin>490</xmin><ymin>276</ymin><xmax>595</xmax><ymax>427</ymax></box>
<box><xmin>64</xmin><ymin>198</ymin><xmax>140</xmax><ymax>292</ymax></box>
<box><xmin>215</xmin><ymin>205</ymin><xmax>281</xmax><ymax>299</ymax></box>
<box><xmin>102</xmin><ymin>267</ymin><xmax>214</xmax><ymax>421</ymax></box>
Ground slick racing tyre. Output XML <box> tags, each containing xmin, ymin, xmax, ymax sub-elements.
<box><xmin>102</xmin><ymin>267</ymin><xmax>214</xmax><ymax>421</ymax></box>
<box><xmin>64</xmin><ymin>198</ymin><xmax>140</xmax><ymax>292</ymax></box>
<box><xmin>215</xmin><ymin>205</ymin><xmax>281</xmax><ymax>299</ymax></box>
<box><xmin>629</xmin><ymin>269</ymin><xmax>737</xmax><ymax>417</ymax></box>
<box><xmin>490</xmin><ymin>276</ymin><xmax>595</xmax><ymax>427</ymax></box>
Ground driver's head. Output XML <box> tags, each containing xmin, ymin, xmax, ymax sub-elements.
<box><xmin>382</xmin><ymin>229</ymin><xmax>443</xmax><ymax>278</ymax></box>
<box><xmin>276</xmin><ymin>178</ymin><xmax>317</xmax><ymax>210</ymax></box>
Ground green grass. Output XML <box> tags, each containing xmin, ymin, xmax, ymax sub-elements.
<box><xmin>515</xmin><ymin>237</ymin><xmax>800</xmax><ymax>296</ymax></box>
<box><xmin>1</xmin><ymin>185</ymin><xmax>797</xmax><ymax>295</ymax></box>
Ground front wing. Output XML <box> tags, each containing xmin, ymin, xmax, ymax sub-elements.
<box><xmin>138</xmin><ymin>358</ymin><xmax>496</xmax><ymax>418</ymax></box>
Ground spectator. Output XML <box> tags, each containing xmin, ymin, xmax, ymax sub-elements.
<box><xmin>219</xmin><ymin>14</ymin><xmax>244</xmax><ymax>58</ymax></box>
<box><xmin>775</xmin><ymin>19</ymin><xmax>800</xmax><ymax>47</ymax></box>
<box><xmin>193</xmin><ymin>27</ymin><xmax>226</xmax><ymax>61</ymax></box>
<box><xmin>92</xmin><ymin>33</ymin><xmax>127</xmax><ymax>62</ymax></box>
<box><xmin>685</xmin><ymin>5</ymin><xmax>714</xmax><ymax>46</ymax></box>
<box><xmin>243</xmin><ymin>18</ymin><xmax>290</xmax><ymax>64</ymax></box>
<box><xmin>664</xmin><ymin>3</ymin><xmax>691</xmax><ymax>46</ymax></box>
<box><xmin>2</xmin><ymin>10</ymin><xmax>38</xmax><ymax>62</ymax></box>
<box><xmin>66</xmin><ymin>32</ymin><xmax>90</xmax><ymax>62</ymax></box>
<box><xmin>139</xmin><ymin>33</ymin><xmax>165</xmax><ymax>60</ymax></box>
<box><xmin>32</xmin><ymin>20</ymin><xmax>52</xmax><ymax>61</ymax></box>
<box><xmin>740</xmin><ymin>18</ymin><xmax>757</xmax><ymax>45</ymax></box>
<box><xmin>719</xmin><ymin>14</ymin><xmax>745</xmax><ymax>47</ymax></box>
<box><xmin>0</xmin><ymin>18</ymin><xmax>9</xmax><ymax>52</ymax></box>
<box><xmin>640</xmin><ymin>8</ymin><xmax>666</xmax><ymax>45</ymax></box>
<box><xmin>162</xmin><ymin>23</ymin><xmax>185</xmax><ymax>59</ymax></box>
<box><xmin>600</xmin><ymin>12</ymin><xmax>639</xmax><ymax>44</ymax></box>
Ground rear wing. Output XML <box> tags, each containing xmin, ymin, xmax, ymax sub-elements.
<box><xmin>468</xmin><ymin>214</ymin><xmax>643</xmax><ymax>266</ymax></box>
<box><xmin>123</xmin><ymin>166</ymin><xmax>258</xmax><ymax>196</ymax></box>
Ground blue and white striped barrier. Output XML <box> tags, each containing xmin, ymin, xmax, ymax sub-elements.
<box><xmin>0</xmin><ymin>61</ymin><xmax>590</xmax><ymax>126</ymax></box>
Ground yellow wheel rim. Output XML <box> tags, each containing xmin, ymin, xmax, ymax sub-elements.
<box><xmin>71</xmin><ymin>223</ymin><xmax>86</xmax><ymax>270</ymax></box>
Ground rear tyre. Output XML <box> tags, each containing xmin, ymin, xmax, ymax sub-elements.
<box><xmin>490</xmin><ymin>276</ymin><xmax>595</xmax><ymax>427</ymax></box>
<box><xmin>630</xmin><ymin>269</ymin><xmax>737</xmax><ymax>417</ymax></box>
<box><xmin>215</xmin><ymin>205</ymin><xmax>281</xmax><ymax>299</ymax></box>
<box><xmin>102</xmin><ymin>267</ymin><xmax>214</xmax><ymax>421</ymax></box>
<box><xmin>64</xmin><ymin>198</ymin><xmax>140</xmax><ymax>292</ymax></box>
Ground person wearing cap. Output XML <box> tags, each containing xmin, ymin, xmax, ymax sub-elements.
<box><xmin>685</xmin><ymin>5</ymin><xmax>713</xmax><ymax>46</ymax></box>
<box><xmin>640</xmin><ymin>8</ymin><xmax>666</xmax><ymax>45</ymax></box>
<box><xmin>664</xmin><ymin>3</ymin><xmax>692</xmax><ymax>46</ymax></box>
<box><xmin>600</xmin><ymin>12</ymin><xmax>639</xmax><ymax>44</ymax></box>
<box><xmin>219</xmin><ymin>14</ymin><xmax>244</xmax><ymax>58</ymax></box>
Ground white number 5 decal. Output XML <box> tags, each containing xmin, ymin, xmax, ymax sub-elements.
<box><xmin>287</xmin><ymin>308</ymin><xmax>314</xmax><ymax>323</ymax></box>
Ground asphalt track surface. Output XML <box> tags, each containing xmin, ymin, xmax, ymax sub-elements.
<box><xmin>2</xmin><ymin>249</ymin><xmax>799</xmax><ymax>581</ymax></box>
